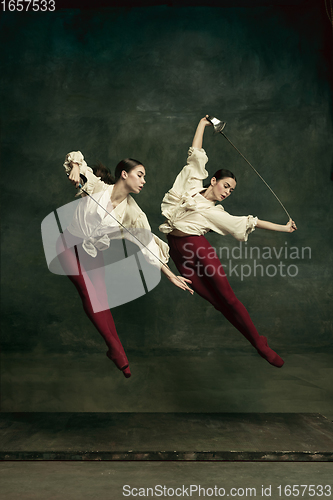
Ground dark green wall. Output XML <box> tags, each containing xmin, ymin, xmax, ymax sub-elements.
<box><xmin>1</xmin><ymin>2</ymin><xmax>332</xmax><ymax>411</ymax></box>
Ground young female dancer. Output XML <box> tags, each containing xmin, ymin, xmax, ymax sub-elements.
<box><xmin>160</xmin><ymin>116</ymin><xmax>297</xmax><ymax>368</ymax></box>
<box><xmin>57</xmin><ymin>151</ymin><xmax>192</xmax><ymax>378</ymax></box>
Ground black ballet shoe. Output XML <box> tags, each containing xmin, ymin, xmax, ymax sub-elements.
<box><xmin>256</xmin><ymin>336</ymin><xmax>284</xmax><ymax>368</ymax></box>
<box><xmin>106</xmin><ymin>350</ymin><xmax>130</xmax><ymax>374</ymax></box>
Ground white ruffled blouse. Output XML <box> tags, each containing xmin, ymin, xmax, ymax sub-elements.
<box><xmin>63</xmin><ymin>151</ymin><xmax>169</xmax><ymax>265</ymax></box>
<box><xmin>159</xmin><ymin>147</ymin><xmax>258</xmax><ymax>242</ymax></box>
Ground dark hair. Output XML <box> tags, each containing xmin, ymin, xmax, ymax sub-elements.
<box><xmin>92</xmin><ymin>161</ymin><xmax>115</xmax><ymax>184</ymax></box>
<box><xmin>92</xmin><ymin>158</ymin><xmax>143</xmax><ymax>185</ymax></box>
<box><xmin>203</xmin><ymin>168</ymin><xmax>237</xmax><ymax>189</ymax></box>
<box><xmin>114</xmin><ymin>158</ymin><xmax>143</xmax><ymax>182</ymax></box>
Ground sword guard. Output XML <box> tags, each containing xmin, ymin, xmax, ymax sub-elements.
<box><xmin>207</xmin><ymin>115</ymin><xmax>227</xmax><ymax>134</ymax></box>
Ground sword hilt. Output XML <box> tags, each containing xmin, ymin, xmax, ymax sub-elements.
<box><xmin>66</xmin><ymin>172</ymin><xmax>87</xmax><ymax>189</ymax></box>
<box><xmin>207</xmin><ymin>115</ymin><xmax>227</xmax><ymax>134</ymax></box>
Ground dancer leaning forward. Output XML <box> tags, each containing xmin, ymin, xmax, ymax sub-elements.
<box><xmin>57</xmin><ymin>152</ymin><xmax>193</xmax><ymax>378</ymax></box>
<box><xmin>159</xmin><ymin>116</ymin><xmax>297</xmax><ymax>368</ymax></box>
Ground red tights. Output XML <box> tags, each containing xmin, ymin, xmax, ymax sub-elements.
<box><xmin>56</xmin><ymin>232</ymin><xmax>131</xmax><ymax>377</ymax></box>
<box><xmin>168</xmin><ymin>234</ymin><xmax>284</xmax><ymax>367</ymax></box>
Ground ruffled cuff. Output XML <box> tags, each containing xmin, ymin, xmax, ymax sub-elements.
<box><xmin>159</xmin><ymin>222</ymin><xmax>173</xmax><ymax>234</ymax></box>
<box><xmin>63</xmin><ymin>151</ymin><xmax>97</xmax><ymax>197</ymax></box>
<box><xmin>187</xmin><ymin>146</ymin><xmax>208</xmax><ymax>161</ymax></box>
<box><xmin>244</xmin><ymin>215</ymin><xmax>258</xmax><ymax>240</ymax></box>
<box><xmin>63</xmin><ymin>151</ymin><xmax>88</xmax><ymax>175</ymax></box>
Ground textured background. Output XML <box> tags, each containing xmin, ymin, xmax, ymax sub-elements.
<box><xmin>1</xmin><ymin>0</ymin><xmax>332</xmax><ymax>412</ymax></box>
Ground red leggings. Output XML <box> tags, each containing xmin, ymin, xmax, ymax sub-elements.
<box><xmin>167</xmin><ymin>234</ymin><xmax>266</xmax><ymax>350</ymax></box>
<box><xmin>56</xmin><ymin>231</ymin><xmax>129</xmax><ymax>370</ymax></box>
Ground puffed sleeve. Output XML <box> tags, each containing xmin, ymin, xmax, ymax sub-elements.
<box><xmin>63</xmin><ymin>151</ymin><xmax>107</xmax><ymax>197</ymax></box>
<box><xmin>122</xmin><ymin>196</ymin><xmax>170</xmax><ymax>266</ymax></box>
<box><xmin>170</xmin><ymin>147</ymin><xmax>209</xmax><ymax>195</ymax></box>
<box><xmin>205</xmin><ymin>206</ymin><xmax>258</xmax><ymax>242</ymax></box>
<box><xmin>133</xmin><ymin>212</ymin><xmax>170</xmax><ymax>266</ymax></box>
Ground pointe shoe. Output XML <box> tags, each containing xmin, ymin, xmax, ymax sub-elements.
<box><xmin>106</xmin><ymin>350</ymin><xmax>129</xmax><ymax>372</ymax></box>
<box><xmin>122</xmin><ymin>366</ymin><xmax>132</xmax><ymax>379</ymax></box>
<box><xmin>256</xmin><ymin>337</ymin><xmax>284</xmax><ymax>368</ymax></box>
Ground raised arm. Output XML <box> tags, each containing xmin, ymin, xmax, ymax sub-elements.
<box><xmin>64</xmin><ymin>151</ymin><xmax>106</xmax><ymax>195</ymax></box>
<box><xmin>64</xmin><ymin>151</ymin><xmax>88</xmax><ymax>189</ymax></box>
<box><xmin>256</xmin><ymin>219</ymin><xmax>297</xmax><ymax>233</ymax></box>
<box><xmin>192</xmin><ymin>116</ymin><xmax>212</xmax><ymax>149</ymax></box>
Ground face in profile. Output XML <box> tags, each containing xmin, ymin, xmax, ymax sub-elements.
<box><xmin>122</xmin><ymin>165</ymin><xmax>146</xmax><ymax>194</ymax></box>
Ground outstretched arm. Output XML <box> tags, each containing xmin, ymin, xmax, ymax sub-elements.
<box><xmin>256</xmin><ymin>218</ymin><xmax>297</xmax><ymax>233</ymax></box>
<box><xmin>161</xmin><ymin>265</ymin><xmax>194</xmax><ymax>294</ymax></box>
<box><xmin>192</xmin><ymin>116</ymin><xmax>212</xmax><ymax>149</ymax></box>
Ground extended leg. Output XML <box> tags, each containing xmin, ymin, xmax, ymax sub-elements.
<box><xmin>56</xmin><ymin>235</ymin><xmax>131</xmax><ymax>377</ymax></box>
<box><xmin>79</xmin><ymin>247</ymin><xmax>132</xmax><ymax>377</ymax></box>
<box><xmin>168</xmin><ymin>235</ymin><xmax>284</xmax><ymax>367</ymax></box>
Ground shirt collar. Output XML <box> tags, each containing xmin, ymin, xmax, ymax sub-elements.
<box><xmin>193</xmin><ymin>191</ymin><xmax>216</xmax><ymax>206</ymax></box>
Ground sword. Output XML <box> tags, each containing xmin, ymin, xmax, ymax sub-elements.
<box><xmin>207</xmin><ymin>115</ymin><xmax>293</xmax><ymax>221</ymax></box>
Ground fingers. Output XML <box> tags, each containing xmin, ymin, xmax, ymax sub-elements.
<box><xmin>204</xmin><ymin>115</ymin><xmax>212</xmax><ymax>125</ymax></box>
<box><xmin>288</xmin><ymin>219</ymin><xmax>297</xmax><ymax>231</ymax></box>
<box><xmin>183</xmin><ymin>284</ymin><xmax>194</xmax><ymax>295</ymax></box>
<box><xmin>177</xmin><ymin>277</ymin><xmax>194</xmax><ymax>294</ymax></box>
<box><xmin>176</xmin><ymin>276</ymin><xmax>191</xmax><ymax>286</ymax></box>
<box><xmin>68</xmin><ymin>173</ymin><xmax>81</xmax><ymax>188</ymax></box>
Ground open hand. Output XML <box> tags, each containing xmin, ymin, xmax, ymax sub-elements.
<box><xmin>168</xmin><ymin>274</ymin><xmax>194</xmax><ymax>294</ymax></box>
